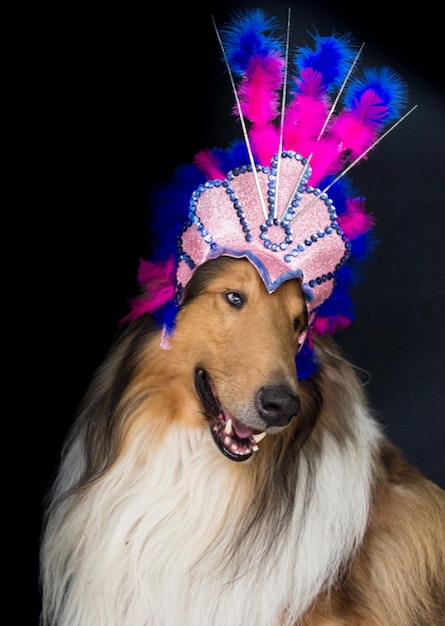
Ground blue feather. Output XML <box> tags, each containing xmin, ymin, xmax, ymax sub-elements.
<box><xmin>317</xmin><ymin>284</ymin><xmax>355</xmax><ymax>320</ymax></box>
<box><xmin>221</xmin><ymin>9</ymin><xmax>282</xmax><ymax>76</ymax></box>
<box><xmin>296</xmin><ymin>343</ymin><xmax>320</xmax><ymax>379</ymax></box>
<box><xmin>344</xmin><ymin>67</ymin><xmax>408</xmax><ymax>123</ymax></box>
<box><xmin>153</xmin><ymin>300</ymin><xmax>178</xmax><ymax>332</ymax></box>
<box><xmin>349</xmin><ymin>231</ymin><xmax>376</xmax><ymax>262</ymax></box>
<box><xmin>317</xmin><ymin>175</ymin><xmax>356</xmax><ymax>216</ymax></box>
<box><xmin>211</xmin><ymin>140</ymin><xmax>250</xmax><ymax>173</ymax></box>
<box><xmin>149</xmin><ymin>164</ymin><xmax>206</xmax><ymax>260</ymax></box>
<box><xmin>293</xmin><ymin>32</ymin><xmax>357</xmax><ymax>92</ymax></box>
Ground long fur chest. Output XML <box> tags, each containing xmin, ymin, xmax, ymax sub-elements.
<box><xmin>52</xmin><ymin>416</ymin><xmax>379</xmax><ymax>626</ymax></box>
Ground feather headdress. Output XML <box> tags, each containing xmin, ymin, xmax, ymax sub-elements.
<box><xmin>123</xmin><ymin>8</ymin><xmax>412</xmax><ymax>378</ymax></box>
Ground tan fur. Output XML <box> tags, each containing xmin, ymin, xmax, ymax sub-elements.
<box><xmin>124</xmin><ymin>258</ymin><xmax>307</xmax><ymax>447</ymax></box>
<box><xmin>40</xmin><ymin>257</ymin><xmax>445</xmax><ymax>626</ymax></box>
<box><xmin>298</xmin><ymin>442</ymin><xmax>445</xmax><ymax>625</ymax></box>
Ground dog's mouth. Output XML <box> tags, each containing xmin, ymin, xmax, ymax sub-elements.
<box><xmin>194</xmin><ymin>369</ymin><xmax>266</xmax><ymax>462</ymax></box>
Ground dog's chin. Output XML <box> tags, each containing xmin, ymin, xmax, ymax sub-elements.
<box><xmin>194</xmin><ymin>369</ymin><xmax>266</xmax><ymax>463</ymax></box>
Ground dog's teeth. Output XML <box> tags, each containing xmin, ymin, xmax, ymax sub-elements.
<box><xmin>252</xmin><ymin>445</ymin><xmax>259</xmax><ymax>452</ymax></box>
<box><xmin>224</xmin><ymin>436</ymin><xmax>231</xmax><ymax>445</ymax></box>
<box><xmin>224</xmin><ymin>418</ymin><xmax>233</xmax><ymax>435</ymax></box>
<box><xmin>252</xmin><ymin>431</ymin><xmax>267</xmax><ymax>443</ymax></box>
<box><xmin>231</xmin><ymin>443</ymin><xmax>238</xmax><ymax>452</ymax></box>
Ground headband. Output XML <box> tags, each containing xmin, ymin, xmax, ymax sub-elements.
<box><xmin>123</xmin><ymin>9</ymin><xmax>413</xmax><ymax>378</ymax></box>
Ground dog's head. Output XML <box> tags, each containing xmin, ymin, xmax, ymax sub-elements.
<box><xmin>170</xmin><ymin>256</ymin><xmax>307</xmax><ymax>462</ymax></box>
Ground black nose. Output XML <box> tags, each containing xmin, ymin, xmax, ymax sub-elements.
<box><xmin>256</xmin><ymin>385</ymin><xmax>301</xmax><ymax>427</ymax></box>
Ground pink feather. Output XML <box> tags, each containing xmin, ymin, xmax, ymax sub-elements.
<box><xmin>296</xmin><ymin>67</ymin><xmax>326</xmax><ymax>97</ymax></box>
<box><xmin>312</xmin><ymin>313</ymin><xmax>351</xmax><ymax>335</ymax></box>
<box><xmin>193</xmin><ymin>149</ymin><xmax>226</xmax><ymax>180</ymax></box>
<box><xmin>121</xmin><ymin>257</ymin><xmax>175</xmax><ymax>323</ymax></box>
<box><xmin>330</xmin><ymin>112</ymin><xmax>377</xmax><ymax>160</ymax></box>
<box><xmin>350</xmin><ymin>88</ymin><xmax>390</xmax><ymax>129</ymax></box>
<box><xmin>307</xmin><ymin>137</ymin><xmax>343</xmax><ymax>187</ymax></box>
<box><xmin>330</xmin><ymin>89</ymin><xmax>387</xmax><ymax>160</ymax></box>
<box><xmin>250</xmin><ymin>123</ymin><xmax>280</xmax><ymax>165</ymax></box>
<box><xmin>283</xmin><ymin>94</ymin><xmax>329</xmax><ymax>155</ymax></box>
<box><xmin>338</xmin><ymin>198</ymin><xmax>375</xmax><ymax>239</ymax></box>
<box><xmin>238</xmin><ymin>56</ymin><xmax>284</xmax><ymax>124</ymax></box>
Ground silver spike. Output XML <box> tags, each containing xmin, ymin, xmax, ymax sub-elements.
<box><xmin>212</xmin><ymin>15</ymin><xmax>269</xmax><ymax>220</ymax></box>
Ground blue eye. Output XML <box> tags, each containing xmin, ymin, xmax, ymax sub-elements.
<box><xmin>225</xmin><ymin>291</ymin><xmax>244</xmax><ymax>307</ymax></box>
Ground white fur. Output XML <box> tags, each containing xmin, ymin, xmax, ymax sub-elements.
<box><xmin>41</xmin><ymin>405</ymin><xmax>382</xmax><ymax>626</ymax></box>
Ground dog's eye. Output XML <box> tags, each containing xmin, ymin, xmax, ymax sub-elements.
<box><xmin>224</xmin><ymin>291</ymin><xmax>244</xmax><ymax>308</ymax></box>
<box><xmin>293</xmin><ymin>318</ymin><xmax>305</xmax><ymax>333</ymax></box>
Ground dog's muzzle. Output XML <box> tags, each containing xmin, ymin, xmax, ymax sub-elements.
<box><xmin>194</xmin><ymin>368</ymin><xmax>301</xmax><ymax>462</ymax></box>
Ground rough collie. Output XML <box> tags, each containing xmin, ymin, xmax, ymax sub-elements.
<box><xmin>40</xmin><ymin>256</ymin><xmax>445</xmax><ymax>625</ymax></box>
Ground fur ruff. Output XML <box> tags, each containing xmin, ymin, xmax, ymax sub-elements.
<box><xmin>40</xmin><ymin>258</ymin><xmax>445</xmax><ymax>625</ymax></box>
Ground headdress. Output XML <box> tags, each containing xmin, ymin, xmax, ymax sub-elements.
<box><xmin>123</xmin><ymin>9</ymin><xmax>414</xmax><ymax>378</ymax></box>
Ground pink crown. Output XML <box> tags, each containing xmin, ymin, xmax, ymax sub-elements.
<box><xmin>176</xmin><ymin>151</ymin><xmax>349</xmax><ymax>322</ymax></box>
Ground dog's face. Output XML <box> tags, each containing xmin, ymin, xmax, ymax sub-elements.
<box><xmin>172</xmin><ymin>257</ymin><xmax>307</xmax><ymax>462</ymax></box>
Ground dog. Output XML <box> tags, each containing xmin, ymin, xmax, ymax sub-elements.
<box><xmin>40</xmin><ymin>255</ymin><xmax>445</xmax><ymax>625</ymax></box>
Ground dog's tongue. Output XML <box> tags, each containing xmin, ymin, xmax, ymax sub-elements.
<box><xmin>230</xmin><ymin>415</ymin><xmax>254</xmax><ymax>439</ymax></box>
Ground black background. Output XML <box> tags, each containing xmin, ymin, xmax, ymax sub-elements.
<box><xmin>28</xmin><ymin>2</ymin><xmax>444</xmax><ymax>622</ymax></box>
